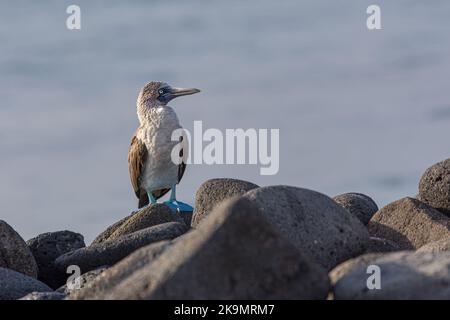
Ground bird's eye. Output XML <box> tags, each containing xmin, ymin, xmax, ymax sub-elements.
<box><xmin>158</xmin><ymin>89</ymin><xmax>165</xmax><ymax>95</ymax></box>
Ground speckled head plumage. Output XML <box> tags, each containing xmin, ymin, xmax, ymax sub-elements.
<box><xmin>136</xmin><ymin>81</ymin><xmax>200</xmax><ymax>125</ymax></box>
<box><xmin>137</xmin><ymin>81</ymin><xmax>200</xmax><ymax>108</ymax></box>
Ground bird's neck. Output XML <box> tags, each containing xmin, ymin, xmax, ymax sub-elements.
<box><xmin>137</xmin><ymin>101</ymin><xmax>158</xmax><ymax>125</ymax></box>
<box><xmin>137</xmin><ymin>102</ymin><xmax>177</xmax><ymax>127</ymax></box>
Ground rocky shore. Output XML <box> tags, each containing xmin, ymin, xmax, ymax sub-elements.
<box><xmin>3</xmin><ymin>158</ymin><xmax>450</xmax><ymax>300</ymax></box>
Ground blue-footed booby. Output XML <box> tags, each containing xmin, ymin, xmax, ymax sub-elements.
<box><xmin>128</xmin><ymin>81</ymin><xmax>200</xmax><ymax>211</ymax></box>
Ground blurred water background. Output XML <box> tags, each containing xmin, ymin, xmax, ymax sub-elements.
<box><xmin>1</xmin><ymin>0</ymin><xmax>450</xmax><ymax>242</ymax></box>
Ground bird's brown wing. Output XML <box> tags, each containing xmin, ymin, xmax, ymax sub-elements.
<box><xmin>128</xmin><ymin>134</ymin><xmax>149</xmax><ymax>207</ymax></box>
<box><xmin>176</xmin><ymin>132</ymin><xmax>187</xmax><ymax>184</ymax></box>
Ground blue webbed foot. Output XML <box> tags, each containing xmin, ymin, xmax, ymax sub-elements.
<box><xmin>165</xmin><ymin>185</ymin><xmax>193</xmax><ymax>212</ymax></box>
<box><xmin>164</xmin><ymin>200</ymin><xmax>193</xmax><ymax>213</ymax></box>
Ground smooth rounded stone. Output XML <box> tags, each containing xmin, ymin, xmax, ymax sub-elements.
<box><xmin>91</xmin><ymin>214</ymin><xmax>133</xmax><ymax>245</ymax></box>
<box><xmin>107</xmin><ymin>204</ymin><xmax>183</xmax><ymax>241</ymax></box>
<box><xmin>365</xmin><ymin>237</ymin><xmax>400</xmax><ymax>254</ymax></box>
<box><xmin>0</xmin><ymin>267</ymin><xmax>52</xmax><ymax>300</ymax></box>
<box><xmin>19</xmin><ymin>291</ymin><xmax>66</xmax><ymax>300</ymax></box>
<box><xmin>329</xmin><ymin>253</ymin><xmax>386</xmax><ymax>285</ymax></box>
<box><xmin>368</xmin><ymin>197</ymin><xmax>450</xmax><ymax>250</ymax></box>
<box><xmin>334</xmin><ymin>251</ymin><xmax>450</xmax><ymax>299</ymax></box>
<box><xmin>241</xmin><ymin>186</ymin><xmax>369</xmax><ymax>270</ymax></box>
<box><xmin>102</xmin><ymin>197</ymin><xmax>330</xmax><ymax>300</ymax></box>
<box><xmin>26</xmin><ymin>230</ymin><xmax>85</xmax><ymax>289</ymax></box>
<box><xmin>417</xmin><ymin>237</ymin><xmax>450</xmax><ymax>253</ymax></box>
<box><xmin>55</xmin><ymin>222</ymin><xmax>187</xmax><ymax>274</ymax></box>
<box><xmin>419</xmin><ymin>158</ymin><xmax>450</xmax><ymax>216</ymax></box>
<box><xmin>92</xmin><ymin>205</ymin><xmax>184</xmax><ymax>246</ymax></box>
<box><xmin>69</xmin><ymin>241</ymin><xmax>171</xmax><ymax>300</ymax></box>
<box><xmin>333</xmin><ymin>193</ymin><xmax>378</xmax><ymax>225</ymax></box>
<box><xmin>0</xmin><ymin>220</ymin><xmax>38</xmax><ymax>278</ymax></box>
<box><xmin>57</xmin><ymin>266</ymin><xmax>108</xmax><ymax>295</ymax></box>
<box><xmin>191</xmin><ymin>178</ymin><xmax>259</xmax><ymax>227</ymax></box>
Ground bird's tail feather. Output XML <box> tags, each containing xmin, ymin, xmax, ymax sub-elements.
<box><xmin>138</xmin><ymin>191</ymin><xmax>149</xmax><ymax>208</ymax></box>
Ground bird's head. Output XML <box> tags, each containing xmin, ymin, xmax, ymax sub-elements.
<box><xmin>137</xmin><ymin>81</ymin><xmax>200</xmax><ymax>109</ymax></box>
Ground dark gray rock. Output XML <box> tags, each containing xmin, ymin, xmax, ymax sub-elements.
<box><xmin>0</xmin><ymin>220</ymin><xmax>38</xmax><ymax>278</ymax></box>
<box><xmin>178</xmin><ymin>210</ymin><xmax>193</xmax><ymax>226</ymax></box>
<box><xmin>100</xmin><ymin>197</ymin><xmax>330</xmax><ymax>300</ymax></box>
<box><xmin>55</xmin><ymin>222</ymin><xmax>187</xmax><ymax>274</ymax></box>
<box><xmin>171</xmin><ymin>229</ymin><xmax>195</xmax><ymax>244</ymax></box>
<box><xmin>106</xmin><ymin>204</ymin><xmax>183</xmax><ymax>241</ymax></box>
<box><xmin>417</xmin><ymin>237</ymin><xmax>450</xmax><ymax>253</ymax></box>
<box><xmin>91</xmin><ymin>214</ymin><xmax>133</xmax><ymax>245</ymax></box>
<box><xmin>419</xmin><ymin>158</ymin><xmax>450</xmax><ymax>216</ymax></box>
<box><xmin>27</xmin><ymin>230</ymin><xmax>85</xmax><ymax>289</ymax></box>
<box><xmin>19</xmin><ymin>291</ymin><xmax>66</xmax><ymax>300</ymax></box>
<box><xmin>365</xmin><ymin>237</ymin><xmax>400</xmax><ymax>253</ymax></box>
<box><xmin>242</xmin><ymin>186</ymin><xmax>370</xmax><ymax>270</ymax></box>
<box><xmin>368</xmin><ymin>197</ymin><xmax>450</xmax><ymax>250</ymax></box>
<box><xmin>333</xmin><ymin>192</ymin><xmax>378</xmax><ymax>225</ymax></box>
<box><xmin>58</xmin><ymin>266</ymin><xmax>108</xmax><ymax>295</ymax></box>
<box><xmin>191</xmin><ymin>178</ymin><xmax>259</xmax><ymax>227</ymax></box>
<box><xmin>333</xmin><ymin>251</ymin><xmax>450</xmax><ymax>299</ymax></box>
<box><xmin>0</xmin><ymin>267</ymin><xmax>52</xmax><ymax>300</ymax></box>
<box><xmin>92</xmin><ymin>204</ymin><xmax>184</xmax><ymax>246</ymax></box>
<box><xmin>69</xmin><ymin>241</ymin><xmax>171</xmax><ymax>300</ymax></box>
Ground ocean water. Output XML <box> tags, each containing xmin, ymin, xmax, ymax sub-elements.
<box><xmin>1</xmin><ymin>0</ymin><xmax>450</xmax><ymax>242</ymax></box>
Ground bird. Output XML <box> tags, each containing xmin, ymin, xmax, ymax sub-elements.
<box><xmin>128</xmin><ymin>81</ymin><xmax>200</xmax><ymax>212</ymax></box>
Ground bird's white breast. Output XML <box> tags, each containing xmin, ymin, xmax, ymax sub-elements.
<box><xmin>137</xmin><ymin>106</ymin><xmax>182</xmax><ymax>191</ymax></box>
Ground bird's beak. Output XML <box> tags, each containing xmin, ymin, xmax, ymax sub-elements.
<box><xmin>170</xmin><ymin>87</ymin><xmax>201</xmax><ymax>98</ymax></box>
